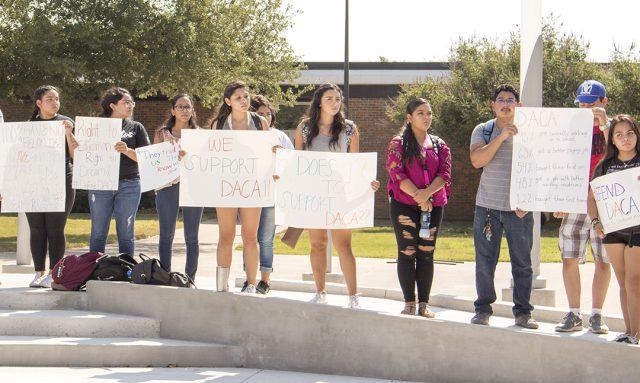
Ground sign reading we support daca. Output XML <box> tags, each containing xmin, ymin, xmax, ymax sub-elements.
<box><xmin>590</xmin><ymin>167</ymin><xmax>640</xmax><ymax>234</ymax></box>
<box><xmin>510</xmin><ymin>107</ymin><xmax>594</xmax><ymax>213</ymax></box>
<box><xmin>274</xmin><ymin>149</ymin><xmax>377</xmax><ymax>229</ymax></box>
<box><xmin>179</xmin><ymin>130</ymin><xmax>278</xmax><ymax>207</ymax></box>
<box><xmin>0</xmin><ymin>121</ymin><xmax>66</xmax><ymax>212</ymax></box>
<box><xmin>72</xmin><ymin>117</ymin><xmax>122</xmax><ymax>190</ymax></box>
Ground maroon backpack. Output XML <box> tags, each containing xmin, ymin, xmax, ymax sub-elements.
<box><xmin>51</xmin><ymin>252</ymin><xmax>103</xmax><ymax>291</ymax></box>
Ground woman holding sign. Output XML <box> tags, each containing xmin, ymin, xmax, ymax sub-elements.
<box><xmin>589</xmin><ymin>114</ymin><xmax>640</xmax><ymax>344</ymax></box>
<box><xmin>25</xmin><ymin>85</ymin><xmax>78</xmax><ymax>288</ymax></box>
<box><xmin>294</xmin><ymin>83</ymin><xmax>380</xmax><ymax>308</ymax></box>
<box><xmin>250</xmin><ymin>95</ymin><xmax>294</xmax><ymax>294</ymax></box>
<box><xmin>88</xmin><ymin>87</ymin><xmax>150</xmax><ymax>257</ymax></box>
<box><xmin>386</xmin><ymin>98</ymin><xmax>451</xmax><ymax>317</ymax></box>
<box><xmin>153</xmin><ymin>94</ymin><xmax>204</xmax><ymax>281</ymax></box>
<box><xmin>211</xmin><ymin>80</ymin><xmax>269</xmax><ymax>293</ymax></box>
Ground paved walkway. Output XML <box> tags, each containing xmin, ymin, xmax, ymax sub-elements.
<box><xmin>0</xmin><ymin>367</ymin><xmax>417</xmax><ymax>383</ymax></box>
<box><xmin>0</xmin><ymin>220</ymin><xmax>623</xmax><ymax>316</ymax></box>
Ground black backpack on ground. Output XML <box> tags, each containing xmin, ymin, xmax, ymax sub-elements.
<box><xmin>90</xmin><ymin>253</ymin><xmax>137</xmax><ymax>282</ymax></box>
<box><xmin>131</xmin><ymin>253</ymin><xmax>195</xmax><ymax>288</ymax></box>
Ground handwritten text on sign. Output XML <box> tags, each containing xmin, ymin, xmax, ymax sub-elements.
<box><xmin>179</xmin><ymin>130</ymin><xmax>278</xmax><ymax>207</ymax></box>
<box><xmin>591</xmin><ymin>167</ymin><xmax>640</xmax><ymax>234</ymax></box>
<box><xmin>274</xmin><ymin>149</ymin><xmax>377</xmax><ymax>229</ymax></box>
<box><xmin>72</xmin><ymin>117</ymin><xmax>121</xmax><ymax>190</ymax></box>
<box><xmin>510</xmin><ymin>107</ymin><xmax>593</xmax><ymax>213</ymax></box>
<box><xmin>0</xmin><ymin>121</ymin><xmax>65</xmax><ymax>212</ymax></box>
<box><xmin>136</xmin><ymin>141</ymin><xmax>180</xmax><ymax>192</ymax></box>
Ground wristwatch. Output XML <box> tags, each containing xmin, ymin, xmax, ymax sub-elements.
<box><xmin>599</xmin><ymin>119</ymin><xmax>610</xmax><ymax>132</ymax></box>
<box><xmin>591</xmin><ymin>218</ymin><xmax>601</xmax><ymax>229</ymax></box>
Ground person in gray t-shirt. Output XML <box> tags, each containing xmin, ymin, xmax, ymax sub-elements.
<box><xmin>468</xmin><ymin>84</ymin><xmax>537</xmax><ymax>329</ymax></box>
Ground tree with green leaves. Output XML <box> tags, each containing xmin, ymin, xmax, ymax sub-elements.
<box><xmin>0</xmin><ymin>0</ymin><xmax>303</xmax><ymax>110</ymax></box>
<box><xmin>385</xmin><ymin>19</ymin><xmax>638</xmax><ymax>147</ymax></box>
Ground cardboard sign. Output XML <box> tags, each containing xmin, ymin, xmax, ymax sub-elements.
<box><xmin>136</xmin><ymin>141</ymin><xmax>180</xmax><ymax>192</ymax></box>
<box><xmin>72</xmin><ymin>117</ymin><xmax>121</xmax><ymax>190</ymax></box>
<box><xmin>591</xmin><ymin>167</ymin><xmax>640</xmax><ymax>234</ymax></box>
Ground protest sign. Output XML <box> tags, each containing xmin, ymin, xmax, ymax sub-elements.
<box><xmin>0</xmin><ymin>121</ymin><xmax>65</xmax><ymax>212</ymax></box>
<box><xmin>510</xmin><ymin>107</ymin><xmax>593</xmax><ymax>213</ymax></box>
<box><xmin>72</xmin><ymin>117</ymin><xmax>121</xmax><ymax>190</ymax></box>
<box><xmin>136</xmin><ymin>141</ymin><xmax>180</xmax><ymax>192</ymax></box>
<box><xmin>274</xmin><ymin>149</ymin><xmax>377</xmax><ymax>229</ymax></box>
<box><xmin>179</xmin><ymin>130</ymin><xmax>278</xmax><ymax>207</ymax></box>
<box><xmin>590</xmin><ymin>167</ymin><xmax>640</xmax><ymax>234</ymax></box>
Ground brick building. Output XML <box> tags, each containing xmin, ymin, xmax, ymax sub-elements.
<box><xmin>0</xmin><ymin>62</ymin><xmax>481</xmax><ymax>221</ymax></box>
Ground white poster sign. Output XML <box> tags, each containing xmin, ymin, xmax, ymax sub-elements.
<box><xmin>0</xmin><ymin>121</ymin><xmax>65</xmax><ymax>212</ymax></box>
<box><xmin>590</xmin><ymin>167</ymin><xmax>640</xmax><ymax>234</ymax></box>
<box><xmin>510</xmin><ymin>107</ymin><xmax>593</xmax><ymax>213</ymax></box>
<box><xmin>274</xmin><ymin>149</ymin><xmax>377</xmax><ymax>229</ymax></box>
<box><xmin>72</xmin><ymin>117</ymin><xmax>121</xmax><ymax>190</ymax></box>
<box><xmin>136</xmin><ymin>141</ymin><xmax>180</xmax><ymax>192</ymax></box>
<box><xmin>179</xmin><ymin>129</ymin><xmax>278</xmax><ymax>207</ymax></box>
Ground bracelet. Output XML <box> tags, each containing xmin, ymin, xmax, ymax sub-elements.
<box><xmin>591</xmin><ymin>218</ymin><xmax>601</xmax><ymax>229</ymax></box>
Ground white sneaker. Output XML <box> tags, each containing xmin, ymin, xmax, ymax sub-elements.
<box><xmin>309</xmin><ymin>291</ymin><xmax>327</xmax><ymax>304</ymax></box>
<box><xmin>242</xmin><ymin>284</ymin><xmax>257</xmax><ymax>294</ymax></box>
<box><xmin>29</xmin><ymin>272</ymin><xmax>44</xmax><ymax>288</ymax></box>
<box><xmin>39</xmin><ymin>274</ymin><xmax>52</xmax><ymax>288</ymax></box>
<box><xmin>348</xmin><ymin>295</ymin><xmax>360</xmax><ymax>309</ymax></box>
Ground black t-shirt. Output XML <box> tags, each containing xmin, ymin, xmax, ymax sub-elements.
<box><xmin>32</xmin><ymin>114</ymin><xmax>74</xmax><ymax>177</ymax></box>
<box><xmin>593</xmin><ymin>153</ymin><xmax>640</xmax><ymax>178</ymax></box>
<box><xmin>119</xmin><ymin>119</ymin><xmax>150</xmax><ymax>180</ymax></box>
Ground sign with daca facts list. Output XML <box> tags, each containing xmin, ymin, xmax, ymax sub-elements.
<box><xmin>0</xmin><ymin>121</ymin><xmax>65</xmax><ymax>212</ymax></box>
<box><xmin>510</xmin><ymin>107</ymin><xmax>594</xmax><ymax>214</ymax></box>
<box><xmin>274</xmin><ymin>149</ymin><xmax>377</xmax><ymax>229</ymax></box>
<box><xmin>179</xmin><ymin>129</ymin><xmax>278</xmax><ymax>207</ymax></box>
<box><xmin>590</xmin><ymin>167</ymin><xmax>640</xmax><ymax>234</ymax></box>
<box><xmin>136</xmin><ymin>141</ymin><xmax>180</xmax><ymax>192</ymax></box>
<box><xmin>72</xmin><ymin>117</ymin><xmax>122</xmax><ymax>190</ymax></box>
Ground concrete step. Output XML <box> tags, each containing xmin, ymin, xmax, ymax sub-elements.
<box><xmin>0</xmin><ymin>288</ymin><xmax>87</xmax><ymax>310</ymax></box>
<box><xmin>0</xmin><ymin>310</ymin><xmax>159</xmax><ymax>338</ymax></box>
<box><xmin>0</xmin><ymin>336</ymin><xmax>245</xmax><ymax>367</ymax></box>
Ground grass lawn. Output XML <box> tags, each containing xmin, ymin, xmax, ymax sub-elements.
<box><xmin>0</xmin><ymin>212</ymin><xmax>173</xmax><ymax>252</ymax></box>
<box><xmin>256</xmin><ymin>220</ymin><xmax>572</xmax><ymax>263</ymax></box>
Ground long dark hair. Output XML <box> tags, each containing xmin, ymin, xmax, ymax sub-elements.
<box><xmin>161</xmin><ymin>93</ymin><xmax>199</xmax><ymax>132</ymax></box>
<box><xmin>211</xmin><ymin>80</ymin><xmax>248</xmax><ymax>129</ymax></box>
<box><xmin>599</xmin><ymin>114</ymin><xmax>640</xmax><ymax>169</ymax></box>
<box><xmin>302</xmin><ymin>83</ymin><xmax>347</xmax><ymax>149</ymax></box>
<box><xmin>31</xmin><ymin>85</ymin><xmax>60</xmax><ymax>120</ymax></box>
<box><xmin>251</xmin><ymin>94</ymin><xmax>276</xmax><ymax>128</ymax></box>
<box><xmin>400</xmin><ymin>98</ymin><xmax>431</xmax><ymax>166</ymax></box>
<box><xmin>100</xmin><ymin>87</ymin><xmax>131</xmax><ymax>117</ymax></box>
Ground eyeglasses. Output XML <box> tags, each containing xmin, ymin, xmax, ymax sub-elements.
<box><xmin>175</xmin><ymin>105</ymin><xmax>193</xmax><ymax>111</ymax></box>
<box><xmin>613</xmin><ymin>131</ymin><xmax>637</xmax><ymax>140</ymax></box>
<box><xmin>122</xmin><ymin>100</ymin><xmax>136</xmax><ymax>107</ymax></box>
<box><xmin>495</xmin><ymin>98</ymin><xmax>516</xmax><ymax>105</ymax></box>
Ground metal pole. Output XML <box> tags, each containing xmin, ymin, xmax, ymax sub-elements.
<box><xmin>520</xmin><ymin>0</ymin><xmax>546</xmax><ymax>289</ymax></box>
<box><xmin>344</xmin><ymin>0</ymin><xmax>350</xmax><ymax>118</ymax></box>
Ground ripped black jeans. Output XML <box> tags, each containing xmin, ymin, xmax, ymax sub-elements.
<box><xmin>389</xmin><ymin>198</ymin><xmax>444</xmax><ymax>303</ymax></box>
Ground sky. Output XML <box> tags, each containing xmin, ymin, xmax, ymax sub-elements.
<box><xmin>283</xmin><ymin>0</ymin><xmax>639</xmax><ymax>63</ymax></box>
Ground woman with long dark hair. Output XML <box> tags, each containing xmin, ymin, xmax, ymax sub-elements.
<box><xmin>386</xmin><ymin>98</ymin><xmax>451</xmax><ymax>316</ymax></box>
<box><xmin>250</xmin><ymin>95</ymin><xmax>294</xmax><ymax>293</ymax></box>
<box><xmin>154</xmin><ymin>94</ymin><xmax>203</xmax><ymax>281</ymax></box>
<box><xmin>88</xmin><ymin>87</ymin><xmax>150</xmax><ymax>256</ymax></box>
<box><xmin>212</xmin><ymin>80</ymin><xmax>269</xmax><ymax>293</ymax></box>
<box><xmin>294</xmin><ymin>83</ymin><xmax>379</xmax><ymax>308</ymax></box>
<box><xmin>26</xmin><ymin>85</ymin><xmax>78</xmax><ymax>288</ymax></box>
<box><xmin>588</xmin><ymin>114</ymin><xmax>640</xmax><ymax>344</ymax></box>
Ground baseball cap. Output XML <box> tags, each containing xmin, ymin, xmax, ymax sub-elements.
<box><xmin>574</xmin><ymin>80</ymin><xmax>606</xmax><ymax>104</ymax></box>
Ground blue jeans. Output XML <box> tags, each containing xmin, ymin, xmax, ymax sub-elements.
<box><xmin>257</xmin><ymin>206</ymin><xmax>275</xmax><ymax>272</ymax></box>
<box><xmin>89</xmin><ymin>179</ymin><xmax>142</xmax><ymax>256</ymax></box>
<box><xmin>473</xmin><ymin>205</ymin><xmax>534</xmax><ymax>317</ymax></box>
<box><xmin>156</xmin><ymin>183</ymin><xmax>203</xmax><ymax>280</ymax></box>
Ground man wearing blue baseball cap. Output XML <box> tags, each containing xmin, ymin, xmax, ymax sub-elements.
<box><xmin>554</xmin><ymin>80</ymin><xmax>612</xmax><ymax>334</ymax></box>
